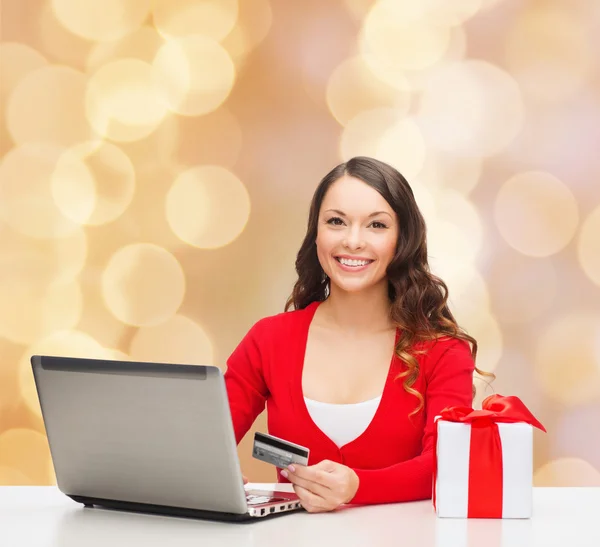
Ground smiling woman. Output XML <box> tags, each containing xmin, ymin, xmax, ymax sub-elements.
<box><xmin>224</xmin><ymin>156</ymin><xmax>492</xmax><ymax>512</ymax></box>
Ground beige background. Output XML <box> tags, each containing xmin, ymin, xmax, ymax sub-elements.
<box><xmin>0</xmin><ymin>0</ymin><xmax>599</xmax><ymax>487</ymax></box>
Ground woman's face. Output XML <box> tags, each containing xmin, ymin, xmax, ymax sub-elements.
<box><xmin>316</xmin><ymin>175</ymin><xmax>399</xmax><ymax>294</ymax></box>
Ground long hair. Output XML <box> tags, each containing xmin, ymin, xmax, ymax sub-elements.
<box><xmin>284</xmin><ymin>156</ymin><xmax>493</xmax><ymax>414</ymax></box>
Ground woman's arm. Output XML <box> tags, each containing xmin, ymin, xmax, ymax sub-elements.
<box><xmin>223</xmin><ymin>319</ymin><xmax>270</xmax><ymax>444</ymax></box>
<box><xmin>350</xmin><ymin>339</ymin><xmax>475</xmax><ymax>505</ymax></box>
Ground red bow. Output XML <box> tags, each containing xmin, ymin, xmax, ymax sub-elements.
<box><xmin>433</xmin><ymin>394</ymin><xmax>546</xmax><ymax>518</ymax></box>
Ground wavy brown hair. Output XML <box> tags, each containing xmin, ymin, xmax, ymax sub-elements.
<box><xmin>284</xmin><ymin>156</ymin><xmax>493</xmax><ymax>414</ymax></box>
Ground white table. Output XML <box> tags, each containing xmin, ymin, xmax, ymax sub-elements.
<box><xmin>0</xmin><ymin>485</ymin><xmax>598</xmax><ymax>547</ymax></box>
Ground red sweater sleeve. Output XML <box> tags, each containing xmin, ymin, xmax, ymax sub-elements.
<box><xmin>350</xmin><ymin>339</ymin><xmax>475</xmax><ymax>505</ymax></box>
<box><xmin>223</xmin><ymin>320</ymin><xmax>270</xmax><ymax>444</ymax></box>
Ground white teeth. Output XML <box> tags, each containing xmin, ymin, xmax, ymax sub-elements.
<box><xmin>338</xmin><ymin>258</ymin><xmax>371</xmax><ymax>267</ymax></box>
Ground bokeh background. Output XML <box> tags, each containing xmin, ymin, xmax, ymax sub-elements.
<box><xmin>1</xmin><ymin>0</ymin><xmax>599</xmax><ymax>487</ymax></box>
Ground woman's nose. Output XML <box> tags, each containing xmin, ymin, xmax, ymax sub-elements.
<box><xmin>343</xmin><ymin>227</ymin><xmax>365</xmax><ymax>250</ymax></box>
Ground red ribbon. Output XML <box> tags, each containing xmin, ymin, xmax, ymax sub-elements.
<box><xmin>433</xmin><ymin>394</ymin><xmax>546</xmax><ymax>518</ymax></box>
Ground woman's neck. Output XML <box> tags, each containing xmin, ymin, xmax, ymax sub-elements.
<box><xmin>318</xmin><ymin>283</ymin><xmax>394</xmax><ymax>336</ymax></box>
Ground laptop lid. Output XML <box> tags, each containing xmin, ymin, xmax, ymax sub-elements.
<box><xmin>31</xmin><ymin>355</ymin><xmax>248</xmax><ymax>515</ymax></box>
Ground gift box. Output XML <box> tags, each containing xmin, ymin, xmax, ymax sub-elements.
<box><xmin>433</xmin><ymin>394</ymin><xmax>546</xmax><ymax>519</ymax></box>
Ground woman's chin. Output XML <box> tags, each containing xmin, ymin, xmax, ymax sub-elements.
<box><xmin>329</xmin><ymin>271</ymin><xmax>390</xmax><ymax>293</ymax></box>
<box><xmin>330</xmin><ymin>278</ymin><xmax>376</xmax><ymax>294</ymax></box>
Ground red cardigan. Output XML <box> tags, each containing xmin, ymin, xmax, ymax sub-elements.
<box><xmin>224</xmin><ymin>300</ymin><xmax>475</xmax><ymax>505</ymax></box>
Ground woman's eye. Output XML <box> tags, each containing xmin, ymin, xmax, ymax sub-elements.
<box><xmin>326</xmin><ymin>217</ymin><xmax>388</xmax><ymax>229</ymax></box>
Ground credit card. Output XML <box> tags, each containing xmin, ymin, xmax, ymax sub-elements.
<box><xmin>252</xmin><ymin>432</ymin><xmax>310</xmax><ymax>469</ymax></box>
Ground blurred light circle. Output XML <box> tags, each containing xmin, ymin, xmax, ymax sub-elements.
<box><xmin>461</xmin><ymin>310</ymin><xmax>502</xmax><ymax>374</ymax></box>
<box><xmin>435</xmin><ymin>190</ymin><xmax>483</xmax><ymax>256</ymax></box>
<box><xmin>578</xmin><ymin>206</ymin><xmax>600</xmax><ymax>288</ymax></box>
<box><xmin>503</xmin><ymin>92</ymin><xmax>600</xmax><ymax>201</ymax></box>
<box><xmin>102</xmin><ymin>243</ymin><xmax>186</xmax><ymax>326</ymax></box>
<box><xmin>417</xmin><ymin>60</ymin><xmax>524</xmax><ymax>157</ymax></box>
<box><xmin>52</xmin><ymin>141</ymin><xmax>136</xmax><ymax>226</ymax></box>
<box><xmin>86</xmin><ymin>59</ymin><xmax>169</xmax><ymax>142</ymax></box>
<box><xmin>437</xmin><ymin>153</ymin><xmax>481</xmax><ymax>195</ymax></box>
<box><xmin>0</xmin><ymin>466</ymin><xmax>33</xmax><ymax>485</ymax></box>
<box><xmin>480</xmin><ymin>0</ymin><xmax>504</xmax><ymax>8</ymax></box>
<box><xmin>130</xmin><ymin>315</ymin><xmax>214</xmax><ymax>365</ymax></box>
<box><xmin>554</xmin><ymin>405</ymin><xmax>600</xmax><ymax>472</ymax></box>
<box><xmin>152</xmin><ymin>0</ymin><xmax>238</xmax><ymax>42</ymax></box>
<box><xmin>408</xmin><ymin>180</ymin><xmax>436</xmax><ymax>228</ymax></box>
<box><xmin>0</xmin><ymin>43</ymin><xmax>47</xmax><ymax>109</ymax></box>
<box><xmin>86</xmin><ymin>26</ymin><xmax>165</xmax><ymax>73</ymax></box>
<box><xmin>0</xmin><ymin>144</ymin><xmax>79</xmax><ymax>239</ymax></box>
<box><xmin>417</xmin><ymin>151</ymin><xmax>482</xmax><ymax>196</ymax></box>
<box><xmin>220</xmin><ymin>0</ymin><xmax>272</xmax><ymax>68</ymax></box>
<box><xmin>399</xmin><ymin>26</ymin><xmax>468</xmax><ymax>95</ymax></box>
<box><xmin>0</xmin><ymin>429</ymin><xmax>54</xmax><ymax>484</ymax></box>
<box><xmin>0</xmin><ymin>280</ymin><xmax>82</xmax><ymax>345</ymax></box>
<box><xmin>343</xmin><ymin>0</ymin><xmax>376</xmax><ymax>21</ymax></box>
<box><xmin>361</xmin><ymin>0</ymin><xmax>451</xmax><ymax>72</ymax></box>
<box><xmin>358</xmin><ymin>54</ymin><xmax>412</xmax><ymax>92</ymax></box>
<box><xmin>424</xmin><ymin>0</ymin><xmax>482</xmax><ymax>26</ymax></box>
<box><xmin>535</xmin><ymin>314</ymin><xmax>600</xmax><ymax>405</ymax></box>
<box><xmin>326</xmin><ymin>56</ymin><xmax>410</xmax><ymax>127</ymax></box>
<box><xmin>19</xmin><ymin>331</ymin><xmax>112</xmax><ymax>418</ymax></box>
<box><xmin>534</xmin><ymin>458</ymin><xmax>600</xmax><ymax>487</ymax></box>
<box><xmin>428</xmin><ymin>219</ymin><xmax>479</xmax><ymax>289</ymax></box>
<box><xmin>494</xmin><ymin>171</ymin><xmax>579</xmax><ymax>257</ymax></box>
<box><xmin>50</xmin><ymin>147</ymin><xmax>96</xmax><ymax>225</ymax></box>
<box><xmin>298</xmin><ymin>11</ymin><xmax>366</xmax><ymax>110</ymax></box>
<box><xmin>77</xmin><ymin>281</ymin><xmax>128</xmax><ymax>351</ymax></box>
<box><xmin>48</xmin><ymin>229</ymin><xmax>88</xmax><ymax>283</ymax></box>
<box><xmin>51</xmin><ymin>0</ymin><xmax>151</xmax><ymax>42</ymax></box>
<box><xmin>438</xmin><ymin>24</ymin><xmax>468</xmax><ymax>63</ymax></box>
<box><xmin>6</xmin><ymin>65</ymin><xmax>94</xmax><ymax>147</ymax></box>
<box><xmin>505</xmin><ymin>8</ymin><xmax>592</xmax><ymax>104</ymax></box>
<box><xmin>0</xmin><ymin>226</ymin><xmax>87</xmax><ymax>286</ymax></box>
<box><xmin>0</xmin><ymin>339</ymin><xmax>23</xmax><ymax>425</ymax></box>
<box><xmin>376</xmin><ymin>118</ymin><xmax>426</xmax><ymax>181</ymax></box>
<box><xmin>38</xmin><ymin>1</ymin><xmax>94</xmax><ymax>70</ymax></box>
<box><xmin>114</xmin><ymin>164</ymin><xmax>185</xmax><ymax>250</ymax></box>
<box><xmin>448</xmin><ymin>269</ymin><xmax>491</xmax><ymax>330</ymax></box>
<box><xmin>166</xmin><ymin>165</ymin><xmax>250</xmax><ymax>249</ymax></box>
<box><xmin>363</xmin><ymin>0</ymin><xmax>424</xmax><ymax>22</ymax></box>
<box><xmin>120</xmin><ymin>112</ymin><xmax>179</xmax><ymax>173</ymax></box>
<box><xmin>340</xmin><ymin>107</ymin><xmax>403</xmax><ymax>162</ymax></box>
<box><xmin>359</xmin><ymin>0</ymin><xmax>482</xmax><ymax>26</ymax></box>
<box><xmin>152</xmin><ymin>35</ymin><xmax>236</xmax><ymax>116</ymax></box>
<box><xmin>488</xmin><ymin>253</ymin><xmax>557</xmax><ymax>325</ymax></box>
<box><xmin>172</xmin><ymin>108</ymin><xmax>243</xmax><ymax>169</ymax></box>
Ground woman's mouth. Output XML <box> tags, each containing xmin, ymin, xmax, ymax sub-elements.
<box><xmin>334</xmin><ymin>256</ymin><xmax>375</xmax><ymax>272</ymax></box>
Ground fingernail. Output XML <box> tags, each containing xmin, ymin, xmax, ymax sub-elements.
<box><xmin>287</xmin><ymin>465</ymin><xmax>295</xmax><ymax>472</ymax></box>
<box><xmin>281</xmin><ymin>470</ymin><xmax>288</xmax><ymax>478</ymax></box>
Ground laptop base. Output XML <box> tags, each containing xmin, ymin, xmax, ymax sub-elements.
<box><xmin>68</xmin><ymin>495</ymin><xmax>301</xmax><ymax>523</ymax></box>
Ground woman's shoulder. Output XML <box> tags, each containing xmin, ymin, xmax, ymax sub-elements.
<box><xmin>247</xmin><ymin>301</ymin><xmax>319</xmax><ymax>339</ymax></box>
<box><xmin>413</xmin><ymin>334</ymin><xmax>472</xmax><ymax>359</ymax></box>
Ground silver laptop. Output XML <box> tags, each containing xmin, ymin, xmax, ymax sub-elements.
<box><xmin>30</xmin><ymin>355</ymin><xmax>301</xmax><ymax>521</ymax></box>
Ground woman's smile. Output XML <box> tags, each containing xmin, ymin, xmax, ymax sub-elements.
<box><xmin>334</xmin><ymin>255</ymin><xmax>376</xmax><ymax>272</ymax></box>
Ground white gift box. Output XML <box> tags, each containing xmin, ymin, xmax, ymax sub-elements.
<box><xmin>434</xmin><ymin>421</ymin><xmax>533</xmax><ymax>519</ymax></box>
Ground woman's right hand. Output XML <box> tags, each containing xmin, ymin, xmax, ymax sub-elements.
<box><xmin>243</xmin><ymin>475</ymin><xmax>249</xmax><ymax>485</ymax></box>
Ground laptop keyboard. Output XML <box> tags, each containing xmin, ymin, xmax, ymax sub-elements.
<box><xmin>246</xmin><ymin>494</ymin><xmax>288</xmax><ymax>505</ymax></box>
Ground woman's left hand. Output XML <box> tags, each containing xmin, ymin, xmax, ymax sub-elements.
<box><xmin>281</xmin><ymin>460</ymin><xmax>359</xmax><ymax>513</ymax></box>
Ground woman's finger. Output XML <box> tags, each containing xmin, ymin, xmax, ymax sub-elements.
<box><xmin>285</xmin><ymin>470</ymin><xmax>330</xmax><ymax>498</ymax></box>
<box><xmin>294</xmin><ymin>484</ymin><xmax>328</xmax><ymax>511</ymax></box>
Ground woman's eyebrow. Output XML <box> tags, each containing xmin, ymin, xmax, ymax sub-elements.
<box><xmin>324</xmin><ymin>208</ymin><xmax>393</xmax><ymax>219</ymax></box>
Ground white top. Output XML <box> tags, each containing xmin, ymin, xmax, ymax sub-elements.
<box><xmin>2</xmin><ymin>487</ymin><xmax>600</xmax><ymax>547</ymax></box>
<box><xmin>304</xmin><ymin>395</ymin><xmax>382</xmax><ymax>448</ymax></box>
